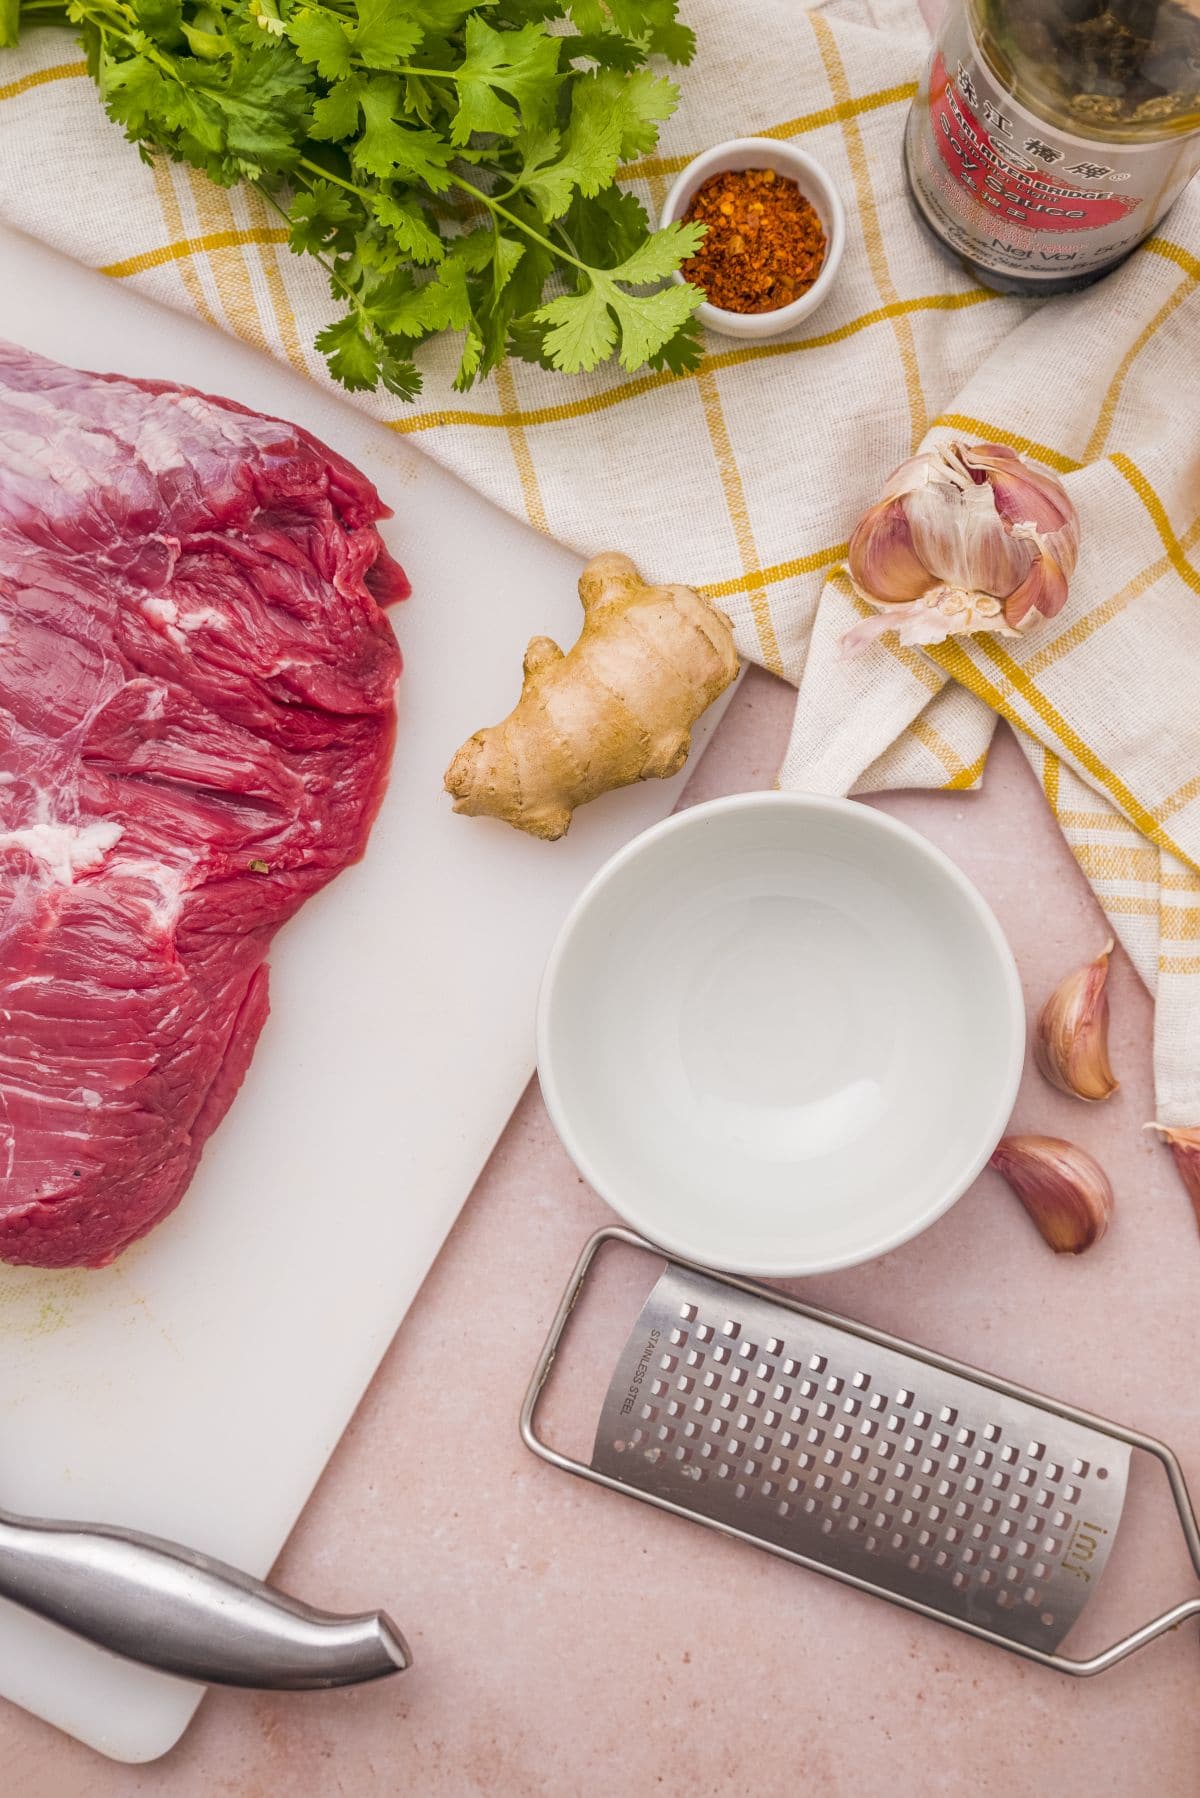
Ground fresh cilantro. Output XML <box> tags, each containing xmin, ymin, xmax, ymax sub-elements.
<box><xmin>8</xmin><ymin>0</ymin><xmax>703</xmax><ymax>396</ymax></box>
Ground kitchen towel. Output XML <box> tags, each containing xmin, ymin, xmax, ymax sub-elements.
<box><xmin>1</xmin><ymin>0</ymin><xmax>1198</xmax><ymax>1126</ymax></box>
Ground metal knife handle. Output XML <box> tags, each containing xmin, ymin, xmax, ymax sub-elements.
<box><xmin>0</xmin><ymin>1510</ymin><xmax>410</xmax><ymax>1689</ymax></box>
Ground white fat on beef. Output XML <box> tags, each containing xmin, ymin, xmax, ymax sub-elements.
<box><xmin>142</xmin><ymin>595</ymin><xmax>224</xmax><ymax>647</ymax></box>
<box><xmin>0</xmin><ymin>816</ymin><xmax>123</xmax><ymax>884</ymax></box>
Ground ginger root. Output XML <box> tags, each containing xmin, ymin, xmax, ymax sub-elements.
<box><xmin>444</xmin><ymin>552</ymin><xmax>739</xmax><ymax>840</ymax></box>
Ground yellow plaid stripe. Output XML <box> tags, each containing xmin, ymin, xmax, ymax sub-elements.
<box><xmin>932</xmin><ymin>632</ymin><xmax>1195</xmax><ymax>870</ymax></box>
<box><xmin>1083</xmin><ymin>271</ymin><xmax>1200</xmax><ymax>461</ymax></box>
<box><xmin>385</xmin><ymin>291</ymin><xmax>997</xmax><ymax>436</ymax></box>
<box><xmin>811</xmin><ymin>11</ymin><xmax>926</xmax><ymax>448</ymax></box>
<box><xmin>1161</xmin><ymin>771</ymin><xmax>1200</xmax><ymax>822</ymax></box>
<box><xmin>1024</xmin><ymin>514</ymin><xmax>1200</xmax><ymax>678</ymax></box>
<box><xmin>101</xmin><ymin>227</ymin><xmax>289</xmax><ymax>280</ymax></box>
<box><xmin>1144</xmin><ymin>236</ymin><xmax>1200</xmax><ymax>281</ymax></box>
<box><xmin>0</xmin><ymin>60</ymin><xmax>85</xmax><ymax>103</ymax></box>
<box><xmin>1060</xmin><ymin>809</ymin><xmax>1152</xmax><ymax>832</ymax></box>
<box><xmin>1102</xmin><ymin>893</ymin><xmax>1159</xmax><ymax>915</ymax></box>
<box><xmin>944</xmin><ymin>751</ymin><xmax>988</xmax><ymax>791</ymax></box>
<box><xmin>904</xmin><ymin>716</ymin><xmax>984</xmax><ymax>787</ymax></box>
<box><xmin>620</xmin><ymin>82</ymin><xmax>917</xmax><ymax>183</ymax></box>
<box><xmin>1161</xmin><ymin>954</ymin><xmax>1200</xmax><ymax>973</ymax></box>
<box><xmin>701</xmin><ymin>543</ymin><xmax>847</xmax><ymax>603</ymax></box>
<box><xmin>696</xmin><ymin>369</ymin><xmax>783</xmax><ymax>673</ymax></box>
<box><xmin>1070</xmin><ymin>843</ymin><xmax>1160</xmax><ymax>881</ymax></box>
<box><xmin>1110</xmin><ymin>454</ymin><xmax>1200</xmax><ymax>596</ymax></box>
<box><xmin>493</xmin><ymin>361</ymin><xmax>550</xmax><ymax>536</ymax></box>
<box><xmin>1161</xmin><ymin>908</ymin><xmax>1200</xmax><ymax>941</ymax></box>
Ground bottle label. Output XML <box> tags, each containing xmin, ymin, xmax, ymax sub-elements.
<box><xmin>907</xmin><ymin>8</ymin><xmax>1200</xmax><ymax>282</ymax></box>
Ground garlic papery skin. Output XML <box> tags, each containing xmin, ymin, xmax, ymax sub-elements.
<box><xmin>840</xmin><ymin>441</ymin><xmax>1080</xmax><ymax>657</ymax></box>
<box><xmin>1147</xmin><ymin>1124</ymin><xmax>1200</xmax><ymax>1234</ymax></box>
<box><xmin>989</xmin><ymin>1135</ymin><xmax>1113</xmax><ymax>1255</ymax></box>
<box><xmin>1034</xmin><ymin>940</ymin><xmax>1118</xmax><ymax>1102</ymax></box>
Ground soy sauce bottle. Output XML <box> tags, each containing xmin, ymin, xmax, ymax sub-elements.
<box><xmin>905</xmin><ymin>0</ymin><xmax>1200</xmax><ymax>294</ymax></box>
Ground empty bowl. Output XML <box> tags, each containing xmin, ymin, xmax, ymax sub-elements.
<box><xmin>537</xmin><ymin>793</ymin><xmax>1024</xmax><ymax>1276</ymax></box>
<box><xmin>661</xmin><ymin>137</ymin><xmax>846</xmax><ymax>339</ymax></box>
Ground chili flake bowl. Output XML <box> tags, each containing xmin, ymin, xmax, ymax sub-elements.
<box><xmin>661</xmin><ymin>137</ymin><xmax>846</xmax><ymax>340</ymax></box>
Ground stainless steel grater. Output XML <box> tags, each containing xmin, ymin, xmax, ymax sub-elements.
<box><xmin>521</xmin><ymin>1228</ymin><xmax>1200</xmax><ymax>1674</ymax></box>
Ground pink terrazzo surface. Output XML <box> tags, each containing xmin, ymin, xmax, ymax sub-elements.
<box><xmin>2</xmin><ymin>670</ymin><xmax>1197</xmax><ymax>1795</ymax></box>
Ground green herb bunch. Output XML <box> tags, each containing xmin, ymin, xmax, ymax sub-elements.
<box><xmin>2</xmin><ymin>0</ymin><xmax>706</xmax><ymax>397</ymax></box>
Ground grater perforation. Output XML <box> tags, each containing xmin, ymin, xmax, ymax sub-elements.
<box><xmin>522</xmin><ymin>1229</ymin><xmax>1200</xmax><ymax>1676</ymax></box>
<box><xmin>591</xmin><ymin>1262</ymin><xmax>1126</xmax><ymax>1649</ymax></box>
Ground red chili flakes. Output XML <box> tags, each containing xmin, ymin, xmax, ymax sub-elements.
<box><xmin>681</xmin><ymin>167</ymin><xmax>827</xmax><ymax>314</ymax></box>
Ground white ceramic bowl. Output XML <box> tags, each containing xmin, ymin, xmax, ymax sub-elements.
<box><xmin>661</xmin><ymin>137</ymin><xmax>846</xmax><ymax>339</ymax></box>
<box><xmin>537</xmin><ymin>794</ymin><xmax>1024</xmax><ymax>1277</ymax></box>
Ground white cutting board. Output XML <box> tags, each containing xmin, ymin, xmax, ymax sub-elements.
<box><xmin>0</xmin><ymin>226</ymin><xmax>732</xmax><ymax>1762</ymax></box>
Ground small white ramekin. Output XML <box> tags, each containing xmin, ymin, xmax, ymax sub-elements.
<box><xmin>661</xmin><ymin>136</ymin><xmax>846</xmax><ymax>340</ymax></box>
<box><xmin>537</xmin><ymin>793</ymin><xmax>1025</xmax><ymax>1278</ymax></box>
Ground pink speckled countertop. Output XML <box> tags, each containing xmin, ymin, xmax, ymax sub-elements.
<box><xmin>2</xmin><ymin>668</ymin><xmax>1197</xmax><ymax>1795</ymax></box>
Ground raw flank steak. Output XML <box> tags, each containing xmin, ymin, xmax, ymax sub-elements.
<box><xmin>0</xmin><ymin>344</ymin><xmax>407</xmax><ymax>1267</ymax></box>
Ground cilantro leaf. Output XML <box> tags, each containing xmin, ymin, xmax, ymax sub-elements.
<box><xmin>561</xmin><ymin>31</ymin><xmax>643</xmax><ymax>72</ymax></box>
<box><xmin>351</xmin><ymin>0</ymin><xmax>425</xmax><ymax>71</ymax></box>
<box><xmin>315</xmin><ymin>311</ymin><xmax>381</xmax><ymax>388</ymax></box>
<box><xmin>564</xmin><ymin>0</ymin><xmax>692</xmax><ymax>57</ymax></box>
<box><xmin>450</xmin><ymin>16</ymin><xmax>561</xmax><ymax>144</ymax></box>
<box><xmin>605</xmin><ymin>275</ymin><xmax>701</xmax><ymax>369</ymax></box>
<box><xmin>376</xmin><ymin>343</ymin><xmax>424</xmax><ymax>400</ymax></box>
<box><xmin>647</xmin><ymin>18</ymin><xmax>696</xmax><ymax>64</ymax></box>
<box><xmin>491</xmin><ymin>232</ymin><xmax>524</xmax><ymax>292</ymax></box>
<box><xmin>351</xmin><ymin>76</ymin><xmax>456</xmax><ymax>187</ymax></box>
<box><xmin>605</xmin><ymin>218</ymin><xmax>704</xmax><ymax>284</ymax></box>
<box><xmin>506</xmin><ymin>314</ymin><xmax>556</xmax><ymax>371</ymax></box>
<box><xmin>646</xmin><ymin>314</ymin><xmax>704</xmax><ymax>375</ymax></box>
<box><xmin>370</xmin><ymin>192</ymin><xmax>445</xmax><ymax>264</ymax></box>
<box><xmin>286</xmin><ymin>9</ymin><xmax>352</xmax><ymax>81</ymax></box>
<box><xmin>309</xmin><ymin>72</ymin><xmax>364</xmax><ymax>141</ymax></box>
<box><xmin>361</xmin><ymin>269</ymin><xmax>439</xmax><ymax>337</ymax></box>
<box><xmin>536</xmin><ymin>281</ymin><xmax>616</xmax><ymax>374</ymax></box>
<box><xmin>519</xmin><ymin>67</ymin><xmax>674</xmax><ymax>217</ymax></box>
<box><xmin>455</xmin><ymin>326</ymin><xmax>484</xmax><ymax>390</ymax></box>
<box><xmin>609</xmin><ymin>66</ymin><xmax>677</xmax><ymax>158</ymax></box>
<box><xmin>564</xmin><ymin>183</ymin><xmax>648</xmax><ymax>269</ymax></box>
<box><xmin>288</xmin><ymin>178</ymin><xmax>358</xmax><ymax>254</ymax></box>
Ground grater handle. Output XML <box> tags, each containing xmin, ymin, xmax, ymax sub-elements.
<box><xmin>0</xmin><ymin>1508</ymin><xmax>410</xmax><ymax>1689</ymax></box>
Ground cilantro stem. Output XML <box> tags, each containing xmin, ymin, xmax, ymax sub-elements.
<box><xmin>448</xmin><ymin>175</ymin><xmax>590</xmax><ymax>274</ymax></box>
<box><xmin>297</xmin><ymin>155</ymin><xmax>364</xmax><ymax>196</ymax></box>
<box><xmin>296</xmin><ymin>156</ymin><xmax>592</xmax><ymax>279</ymax></box>
<box><xmin>260</xmin><ymin>177</ymin><xmax>379</xmax><ymax>339</ymax></box>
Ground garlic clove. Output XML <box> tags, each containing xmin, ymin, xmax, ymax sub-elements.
<box><xmin>970</xmin><ymin>446</ymin><xmax>1078</xmax><ymax>539</ymax></box>
<box><xmin>847</xmin><ymin>497</ymin><xmax>931</xmax><ymax>603</ymax></box>
<box><xmin>1003</xmin><ymin>541</ymin><xmax>1070</xmax><ymax>629</ymax></box>
<box><xmin>1146</xmin><ymin>1123</ymin><xmax>1200</xmax><ymax>1234</ymax></box>
<box><xmin>989</xmin><ymin>1135</ymin><xmax>1113</xmax><ymax>1254</ymax></box>
<box><xmin>1034</xmin><ymin>940</ymin><xmax>1118</xmax><ymax>1102</ymax></box>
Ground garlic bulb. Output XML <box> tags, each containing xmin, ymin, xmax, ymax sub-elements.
<box><xmin>1034</xmin><ymin>940</ymin><xmax>1118</xmax><ymax>1102</ymax></box>
<box><xmin>840</xmin><ymin>441</ymin><xmax>1080</xmax><ymax>656</ymax></box>
<box><xmin>989</xmin><ymin>1135</ymin><xmax>1113</xmax><ymax>1255</ymax></box>
<box><xmin>1148</xmin><ymin>1124</ymin><xmax>1200</xmax><ymax>1234</ymax></box>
